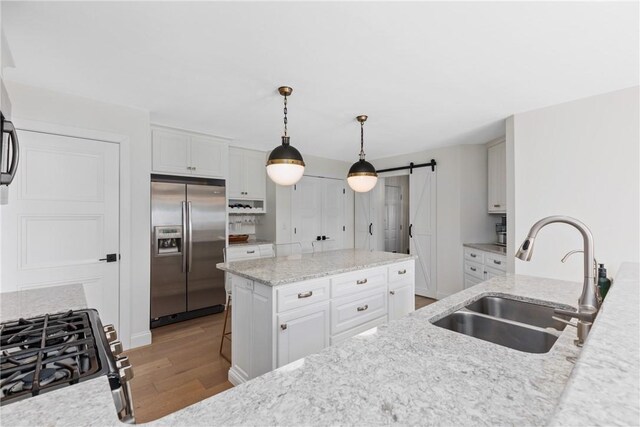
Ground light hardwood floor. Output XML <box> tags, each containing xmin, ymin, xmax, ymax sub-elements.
<box><xmin>125</xmin><ymin>295</ymin><xmax>437</xmax><ymax>422</ymax></box>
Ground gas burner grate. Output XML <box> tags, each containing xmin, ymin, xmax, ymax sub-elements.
<box><xmin>0</xmin><ymin>310</ymin><xmax>103</xmax><ymax>404</ymax></box>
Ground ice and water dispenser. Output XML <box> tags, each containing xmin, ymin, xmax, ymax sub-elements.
<box><xmin>154</xmin><ymin>226</ymin><xmax>183</xmax><ymax>256</ymax></box>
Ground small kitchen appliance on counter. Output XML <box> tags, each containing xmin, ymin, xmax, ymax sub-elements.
<box><xmin>496</xmin><ymin>216</ymin><xmax>507</xmax><ymax>246</ymax></box>
<box><xmin>0</xmin><ymin>309</ymin><xmax>135</xmax><ymax>423</ymax></box>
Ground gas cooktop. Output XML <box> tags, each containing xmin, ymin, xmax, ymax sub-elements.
<box><xmin>0</xmin><ymin>309</ymin><xmax>121</xmax><ymax>407</ymax></box>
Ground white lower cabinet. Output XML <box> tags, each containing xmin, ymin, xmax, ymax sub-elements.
<box><xmin>463</xmin><ymin>246</ymin><xmax>507</xmax><ymax>288</ymax></box>
<box><xmin>277</xmin><ymin>302</ymin><xmax>330</xmax><ymax>367</ymax></box>
<box><xmin>228</xmin><ymin>260</ymin><xmax>415</xmax><ymax>385</ymax></box>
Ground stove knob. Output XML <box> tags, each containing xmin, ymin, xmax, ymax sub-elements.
<box><xmin>110</xmin><ymin>340</ymin><xmax>123</xmax><ymax>356</ymax></box>
<box><xmin>116</xmin><ymin>355</ymin><xmax>131</xmax><ymax>369</ymax></box>
<box><xmin>119</xmin><ymin>365</ymin><xmax>134</xmax><ymax>382</ymax></box>
<box><xmin>103</xmin><ymin>324</ymin><xmax>115</xmax><ymax>333</ymax></box>
<box><xmin>105</xmin><ymin>330</ymin><xmax>118</xmax><ymax>343</ymax></box>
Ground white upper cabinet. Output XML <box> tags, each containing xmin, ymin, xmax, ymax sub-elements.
<box><xmin>487</xmin><ymin>139</ymin><xmax>506</xmax><ymax>214</ymax></box>
<box><xmin>152</xmin><ymin>127</ymin><xmax>229</xmax><ymax>179</ymax></box>
<box><xmin>228</xmin><ymin>147</ymin><xmax>266</xmax><ymax>200</ymax></box>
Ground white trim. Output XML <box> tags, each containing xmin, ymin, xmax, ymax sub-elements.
<box><xmin>228</xmin><ymin>367</ymin><xmax>245</xmax><ymax>386</ymax></box>
<box><xmin>130</xmin><ymin>331</ymin><xmax>152</xmax><ymax>348</ymax></box>
<box><xmin>11</xmin><ymin>116</ymin><xmax>138</xmax><ymax>350</ymax></box>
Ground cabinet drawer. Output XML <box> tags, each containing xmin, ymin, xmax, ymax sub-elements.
<box><xmin>485</xmin><ymin>253</ymin><xmax>506</xmax><ymax>272</ymax></box>
<box><xmin>464</xmin><ymin>260</ymin><xmax>484</xmax><ymax>280</ymax></box>
<box><xmin>331</xmin><ymin>289</ymin><xmax>387</xmax><ymax>335</ymax></box>
<box><xmin>226</xmin><ymin>245</ymin><xmax>261</xmax><ymax>261</ymax></box>
<box><xmin>464</xmin><ymin>247</ymin><xmax>485</xmax><ymax>264</ymax></box>
<box><xmin>330</xmin><ymin>315</ymin><xmax>387</xmax><ymax>346</ymax></box>
<box><xmin>277</xmin><ymin>278</ymin><xmax>330</xmax><ymax>313</ymax></box>
<box><xmin>387</xmin><ymin>261</ymin><xmax>414</xmax><ymax>285</ymax></box>
<box><xmin>331</xmin><ymin>267</ymin><xmax>387</xmax><ymax>298</ymax></box>
<box><xmin>464</xmin><ymin>274</ymin><xmax>482</xmax><ymax>289</ymax></box>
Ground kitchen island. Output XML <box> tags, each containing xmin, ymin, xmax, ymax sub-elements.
<box><xmin>215</xmin><ymin>249</ymin><xmax>417</xmax><ymax>384</ymax></box>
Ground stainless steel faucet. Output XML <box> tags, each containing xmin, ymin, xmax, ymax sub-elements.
<box><xmin>515</xmin><ymin>215</ymin><xmax>599</xmax><ymax>345</ymax></box>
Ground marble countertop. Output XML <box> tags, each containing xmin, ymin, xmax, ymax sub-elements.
<box><xmin>217</xmin><ymin>249</ymin><xmax>415</xmax><ymax>286</ymax></box>
<box><xmin>153</xmin><ymin>274</ymin><xmax>584</xmax><ymax>426</ymax></box>
<box><xmin>0</xmin><ymin>284</ymin><xmax>122</xmax><ymax>426</ymax></box>
<box><xmin>549</xmin><ymin>262</ymin><xmax>640</xmax><ymax>425</ymax></box>
<box><xmin>463</xmin><ymin>242</ymin><xmax>507</xmax><ymax>255</ymax></box>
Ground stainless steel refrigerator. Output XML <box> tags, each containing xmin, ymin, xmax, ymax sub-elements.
<box><xmin>150</xmin><ymin>175</ymin><xmax>226</xmax><ymax>328</ymax></box>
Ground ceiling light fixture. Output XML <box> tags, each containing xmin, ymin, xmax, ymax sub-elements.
<box><xmin>347</xmin><ymin>115</ymin><xmax>378</xmax><ymax>193</ymax></box>
<box><xmin>266</xmin><ymin>86</ymin><xmax>305</xmax><ymax>186</ymax></box>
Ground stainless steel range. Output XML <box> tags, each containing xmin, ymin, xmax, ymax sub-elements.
<box><xmin>0</xmin><ymin>309</ymin><xmax>135</xmax><ymax>423</ymax></box>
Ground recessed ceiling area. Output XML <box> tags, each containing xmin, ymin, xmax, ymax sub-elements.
<box><xmin>1</xmin><ymin>1</ymin><xmax>638</xmax><ymax>161</ymax></box>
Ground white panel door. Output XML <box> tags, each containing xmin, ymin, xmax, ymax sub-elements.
<box><xmin>384</xmin><ymin>185</ymin><xmax>401</xmax><ymax>253</ymax></box>
<box><xmin>152</xmin><ymin>129</ymin><xmax>190</xmax><ymax>175</ymax></box>
<box><xmin>410</xmin><ymin>168</ymin><xmax>437</xmax><ymax>298</ymax></box>
<box><xmin>291</xmin><ymin>176</ymin><xmax>323</xmax><ymax>253</ymax></box>
<box><xmin>320</xmin><ymin>179</ymin><xmax>345</xmax><ymax>252</ymax></box>
<box><xmin>277</xmin><ymin>302</ymin><xmax>330</xmax><ymax>367</ymax></box>
<box><xmin>190</xmin><ymin>135</ymin><xmax>228</xmax><ymax>179</ymax></box>
<box><xmin>354</xmin><ymin>191</ymin><xmax>372</xmax><ymax>250</ymax></box>
<box><xmin>1</xmin><ymin>131</ymin><xmax>120</xmax><ymax>329</ymax></box>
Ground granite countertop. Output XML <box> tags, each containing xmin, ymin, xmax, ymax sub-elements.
<box><xmin>154</xmin><ymin>274</ymin><xmax>583</xmax><ymax>426</ymax></box>
<box><xmin>463</xmin><ymin>242</ymin><xmax>507</xmax><ymax>255</ymax></box>
<box><xmin>549</xmin><ymin>262</ymin><xmax>640</xmax><ymax>425</ymax></box>
<box><xmin>217</xmin><ymin>249</ymin><xmax>416</xmax><ymax>286</ymax></box>
<box><xmin>0</xmin><ymin>284</ymin><xmax>122</xmax><ymax>426</ymax></box>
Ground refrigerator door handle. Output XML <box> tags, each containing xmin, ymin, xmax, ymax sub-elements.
<box><xmin>188</xmin><ymin>201</ymin><xmax>193</xmax><ymax>273</ymax></box>
<box><xmin>182</xmin><ymin>201</ymin><xmax>187</xmax><ymax>273</ymax></box>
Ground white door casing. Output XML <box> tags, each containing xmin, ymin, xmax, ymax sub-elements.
<box><xmin>410</xmin><ymin>168</ymin><xmax>437</xmax><ymax>298</ymax></box>
<box><xmin>1</xmin><ymin>130</ymin><xmax>120</xmax><ymax>330</ymax></box>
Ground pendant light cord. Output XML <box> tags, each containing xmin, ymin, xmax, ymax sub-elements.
<box><xmin>359</xmin><ymin>120</ymin><xmax>365</xmax><ymax>160</ymax></box>
<box><xmin>283</xmin><ymin>95</ymin><xmax>288</xmax><ymax>137</ymax></box>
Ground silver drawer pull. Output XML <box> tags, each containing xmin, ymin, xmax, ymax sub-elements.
<box><xmin>494</xmin><ymin>204</ymin><xmax>501</xmax><ymax>208</ymax></box>
<box><xmin>398</xmin><ymin>269</ymin><xmax>407</xmax><ymax>275</ymax></box>
<box><xmin>247</xmin><ymin>250</ymin><xmax>255</xmax><ymax>254</ymax></box>
<box><xmin>470</xmin><ymin>267</ymin><xmax>477</xmax><ymax>272</ymax></box>
<box><xmin>356</xmin><ymin>278</ymin><xmax>368</xmax><ymax>285</ymax></box>
<box><xmin>493</xmin><ymin>260</ymin><xmax>502</xmax><ymax>265</ymax></box>
<box><xmin>297</xmin><ymin>291</ymin><xmax>313</xmax><ymax>299</ymax></box>
<box><xmin>470</xmin><ymin>253</ymin><xmax>477</xmax><ymax>258</ymax></box>
<box><xmin>357</xmin><ymin>305</ymin><xmax>369</xmax><ymax>312</ymax></box>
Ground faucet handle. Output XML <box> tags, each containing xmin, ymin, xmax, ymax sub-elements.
<box><xmin>560</xmin><ymin>250</ymin><xmax>583</xmax><ymax>263</ymax></box>
<box><xmin>554</xmin><ymin>308</ymin><xmax>596</xmax><ymax>323</ymax></box>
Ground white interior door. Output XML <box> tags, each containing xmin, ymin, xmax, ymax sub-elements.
<box><xmin>410</xmin><ymin>168</ymin><xmax>437</xmax><ymax>298</ymax></box>
<box><xmin>1</xmin><ymin>131</ymin><xmax>120</xmax><ymax>330</ymax></box>
<box><xmin>320</xmin><ymin>179</ymin><xmax>345</xmax><ymax>252</ymax></box>
<box><xmin>384</xmin><ymin>185</ymin><xmax>401</xmax><ymax>253</ymax></box>
<box><xmin>291</xmin><ymin>176</ymin><xmax>323</xmax><ymax>253</ymax></box>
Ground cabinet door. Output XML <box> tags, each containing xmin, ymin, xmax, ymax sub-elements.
<box><xmin>243</xmin><ymin>150</ymin><xmax>267</xmax><ymax>200</ymax></box>
<box><xmin>228</xmin><ymin>147</ymin><xmax>244</xmax><ymax>199</ymax></box>
<box><xmin>277</xmin><ymin>302</ymin><xmax>330</xmax><ymax>367</ymax></box>
<box><xmin>388</xmin><ymin>283</ymin><xmax>414</xmax><ymax>321</ymax></box>
<box><xmin>152</xmin><ymin>129</ymin><xmax>191</xmax><ymax>175</ymax></box>
<box><xmin>488</xmin><ymin>141</ymin><xmax>506</xmax><ymax>213</ymax></box>
<box><xmin>320</xmin><ymin>179</ymin><xmax>346</xmax><ymax>251</ymax></box>
<box><xmin>231</xmin><ymin>277</ymin><xmax>254</xmax><ymax>382</ymax></box>
<box><xmin>291</xmin><ymin>176</ymin><xmax>323</xmax><ymax>252</ymax></box>
<box><xmin>190</xmin><ymin>135</ymin><xmax>228</xmax><ymax>178</ymax></box>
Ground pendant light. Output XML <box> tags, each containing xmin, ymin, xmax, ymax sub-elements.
<box><xmin>266</xmin><ymin>86</ymin><xmax>305</xmax><ymax>186</ymax></box>
<box><xmin>347</xmin><ymin>115</ymin><xmax>378</xmax><ymax>192</ymax></box>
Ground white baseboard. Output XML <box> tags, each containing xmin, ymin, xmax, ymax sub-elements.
<box><xmin>129</xmin><ymin>330</ymin><xmax>152</xmax><ymax>349</ymax></box>
<box><xmin>228</xmin><ymin>367</ymin><xmax>246</xmax><ymax>386</ymax></box>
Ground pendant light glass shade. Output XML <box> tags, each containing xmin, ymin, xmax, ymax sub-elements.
<box><xmin>347</xmin><ymin>115</ymin><xmax>377</xmax><ymax>193</ymax></box>
<box><xmin>266</xmin><ymin>87</ymin><xmax>305</xmax><ymax>186</ymax></box>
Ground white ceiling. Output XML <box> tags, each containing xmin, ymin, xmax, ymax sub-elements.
<box><xmin>2</xmin><ymin>2</ymin><xmax>638</xmax><ymax>161</ymax></box>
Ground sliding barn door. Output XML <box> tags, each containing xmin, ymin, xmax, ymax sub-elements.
<box><xmin>410</xmin><ymin>168</ymin><xmax>437</xmax><ymax>298</ymax></box>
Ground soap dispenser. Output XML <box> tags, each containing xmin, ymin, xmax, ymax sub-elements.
<box><xmin>597</xmin><ymin>264</ymin><xmax>612</xmax><ymax>300</ymax></box>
